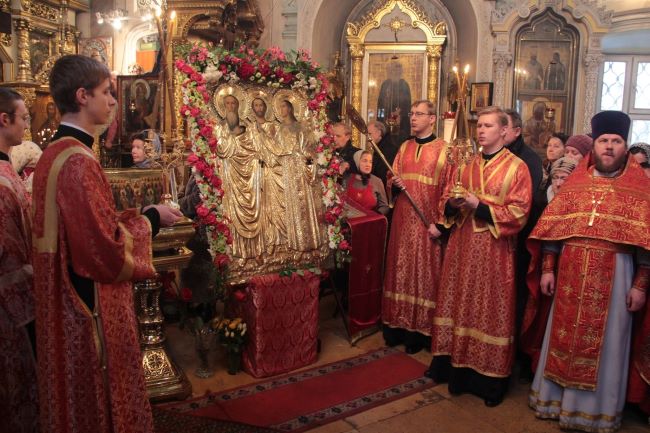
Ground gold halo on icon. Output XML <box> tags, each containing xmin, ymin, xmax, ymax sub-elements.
<box><xmin>272</xmin><ymin>89</ymin><xmax>308</xmax><ymax>123</ymax></box>
<box><xmin>213</xmin><ymin>84</ymin><xmax>250</xmax><ymax>121</ymax></box>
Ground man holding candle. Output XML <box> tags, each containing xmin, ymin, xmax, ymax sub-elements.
<box><xmin>426</xmin><ymin>106</ymin><xmax>532</xmax><ymax>407</ymax></box>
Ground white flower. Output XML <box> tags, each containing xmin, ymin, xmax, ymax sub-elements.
<box><xmin>241</xmin><ymin>328</ymin><xmax>246</xmax><ymax>336</ymax></box>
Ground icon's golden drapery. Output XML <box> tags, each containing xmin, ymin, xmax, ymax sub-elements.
<box><xmin>210</xmin><ymin>84</ymin><xmax>328</xmax><ymax>282</ymax></box>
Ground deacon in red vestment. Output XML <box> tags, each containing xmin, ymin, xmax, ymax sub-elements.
<box><xmin>32</xmin><ymin>55</ymin><xmax>181</xmax><ymax>433</ymax></box>
<box><xmin>522</xmin><ymin>111</ymin><xmax>650</xmax><ymax>433</ymax></box>
<box><xmin>427</xmin><ymin>106</ymin><xmax>532</xmax><ymax>407</ymax></box>
<box><xmin>382</xmin><ymin>100</ymin><xmax>451</xmax><ymax>354</ymax></box>
<box><xmin>0</xmin><ymin>88</ymin><xmax>38</xmax><ymax>433</ymax></box>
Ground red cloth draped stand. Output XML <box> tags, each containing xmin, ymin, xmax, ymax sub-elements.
<box><xmin>232</xmin><ymin>271</ymin><xmax>320</xmax><ymax>378</ymax></box>
<box><xmin>345</xmin><ymin>200</ymin><xmax>388</xmax><ymax>342</ymax></box>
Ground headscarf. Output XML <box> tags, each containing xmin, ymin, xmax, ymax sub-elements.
<box><xmin>629</xmin><ymin>142</ymin><xmax>650</xmax><ymax>161</ymax></box>
<box><xmin>564</xmin><ymin>134</ymin><xmax>593</xmax><ymax>157</ymax></box>
<box><xmin>550</xmin><ymin>156</ymin><xmax>577</xmax><ymax>178</ymax></box>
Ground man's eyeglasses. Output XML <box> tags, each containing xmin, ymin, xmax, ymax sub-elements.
<box><xmin>407</xmin><ymin>111</ymin><xmax>430</xmax><ymax>118</ymax></box>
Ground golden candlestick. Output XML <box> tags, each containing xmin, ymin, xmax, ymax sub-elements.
<box><xmin>445</xmin><ymin>63</ymin><xmax>475</xmax><ymax>199</ymax></box>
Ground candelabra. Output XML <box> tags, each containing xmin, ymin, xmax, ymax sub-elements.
<box><xmin>143</xmin><ymin>130</ymin><xmax>184</xmax><ymax>208</ymax></box>
<box><xmin>445</xmin><ymin>63</ymin><xmax>475</xmax><ymax>199</ymax></box>
<box><xmin>95</xmin><ymin>9</ymin><xmax>129</xmax><ymax>30</ymax></box>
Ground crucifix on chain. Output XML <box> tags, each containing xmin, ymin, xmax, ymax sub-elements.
<box><xmin>587</xmin><ymin>207</ymin><xmax>599</xmax><ymax>227</ymax></box>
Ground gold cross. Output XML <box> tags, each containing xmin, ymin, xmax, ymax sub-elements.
<box><xmin>588</xmin><ymin>207</ymin><xmax>599</xmax><ymax>227</ymax></box>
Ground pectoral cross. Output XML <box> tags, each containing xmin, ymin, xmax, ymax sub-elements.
<box><xmin>588</xmin><ymin>207</ymin><xmax>599</xmax><ymax>227</ymax></box>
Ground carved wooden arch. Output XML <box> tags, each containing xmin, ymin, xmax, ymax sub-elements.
<box><xmin>346</xmin><ymin>0</ymin><xmax>447</xmax><ymax>45</ymax></box>
<box><xmin>345</xmin><ymin>0</ymin><xmax>447</xmax><ymax>145</ymax></box>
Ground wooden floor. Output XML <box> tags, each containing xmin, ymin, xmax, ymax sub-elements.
<box><xmin>164</xmin><ymin>297</ymin><xmax>650</xmax><ymax>433</ymax></box>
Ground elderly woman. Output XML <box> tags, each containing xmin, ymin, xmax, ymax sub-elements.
<box><xmin>344</xmin><ymin>149</ymin><xmax>389</xmax><ymax>215</ymax></box>
<box><xmin>629</xmin><ymin>142</ymin><xmax>650</xmax><ymax>178</ymax></box>
<box><xmin>540</xmin><ymin>133</ymin><xmax>568</xmax><ymax>191</ymax></box>
<box><xmin>563</xmin><ymin>134</ymin><xmax>593</xmax><ymax>161</ymax></box>
<box><xmin>546</xmin><ymin>156</ymin><xmax>577</xmax><ymax>203</ymax></box>
<box><xmin>9</xmin><ymin>140</ymin><xmax>42</xmax><ymax>193</ymax></box>
<box><xmin>130</xmin><ymin>130</ymin><xmax>161</xmax><ymax>168</ymax></box>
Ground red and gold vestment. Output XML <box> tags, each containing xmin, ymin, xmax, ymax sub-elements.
<box><xmin>32</xmin><ymin>138</ymin><xmax>156</xmax><ymax>433</ymax></box>
<box><xmin>523</xmin><ymin>155</ymin><xmax>650</xmax><ymax>390</ymax></box>
<box><xmin>382</xmin><ymin>137</ymin><xmax>450</xmax><ymax>335</ymax></box>
<box><xmin>431</xmin><ymin>148</ymin><xmax>532</xmax><ymax>377</ymax></box>
<box><xmin>0</xmin><ymin>160</ymin><xmax>37</xmax><ymax>433</ymax></box>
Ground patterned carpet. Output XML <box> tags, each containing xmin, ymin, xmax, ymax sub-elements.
<box><xmin>157</xmin><ymin>347</ymin><xmax>434</xmax><ymax>432</ymax></box>
<box><xmin>153</xmin><ymin>407</ymin><xmax>279</xmax><ymax>433</ymax></box>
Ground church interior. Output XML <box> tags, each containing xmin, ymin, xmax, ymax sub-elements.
<box><xmin>1</xmin><ymin>0</ymin><xmax>650</xmax><ymax>432</ymax></box>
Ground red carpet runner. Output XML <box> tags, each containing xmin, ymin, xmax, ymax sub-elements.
<box><xmin>157</xmin><ymin>347</ymin><xmax>433</xmax><ymax>432</ymax></box>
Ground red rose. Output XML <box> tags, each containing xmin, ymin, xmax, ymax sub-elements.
<box><xmin>180</xmin><ymin>287</ymin><xmax>192</xmax><ymax>301</ymax></box>
<box><xmin>233</xmin><ymin>289</ymin><xmax>247</xmax><ymax>302</ymax></box>
<box><xmin>324</xmin><ymin>211</ymin><xmax>337</xmax><ymax>224</ymax></box>
<box><xmin>214</xmin><ymin>254</ymin><xmax>230</xmax><ymax>269</ymax></box>
<box><xmin>237</xmin><ymin>62</ymin><xmax>256</xmax><ymax>80</ymax></box>
<box><xmin>339</xmin><ymin>240</ymin><xmax>350</xmax><ymax>250</ymax></box>
<box><xmin>196</xmin><ymin>205</ymin><xmax>210</xmax><ymax>218</ymax></box>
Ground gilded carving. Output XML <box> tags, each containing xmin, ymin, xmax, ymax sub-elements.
<box><xmin>350</xmin><ymin>0</ymin><xmax>438</xmax><ymax>39</ymax></box>
<box><xmin>34</xmin><ymin>56</ymin><xmax>58</xmax><ymax>85</ymax></box>
<box><xmin>0</xmin><ymin>33</ymin><xmax>10</xmax><ymax>47</ymax></box>
<box><xmin>28</xmin><ymin>3</ymin><xmax>58</xmax><ymax>22</ymax></box>
<box><xmin>349</xmin><ymin>43</ymin><xmax>364</xmax><ymax>59</ymax></box>
<box><xmin>14</xmin><ymin>18</ymin><xmax>33</xmax><ymax>83</ymax></box>
<box><xmin>426</xmin><ymin>45</ymin><xmax>442</xmax><ymax>107</ymax></box>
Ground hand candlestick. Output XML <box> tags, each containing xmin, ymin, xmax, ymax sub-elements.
<box><xmin>446</xmin><ymin>63</ymin><xmax>475</xmax><ymax>199</ymax></box>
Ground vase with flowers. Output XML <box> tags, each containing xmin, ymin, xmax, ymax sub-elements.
<box><xmin>213</xmin><ymin>317</ymin><xmax>248</xmax><ymax>375</ymax></box>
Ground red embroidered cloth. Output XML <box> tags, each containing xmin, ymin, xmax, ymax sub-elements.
<box><xmin>233</xmin><ymin>272</ymin><xmax>320</xmax><ymax>378</ymax></box>
<box><xmin>345</xmin><ymin>200</ymin><xmax>388</xmax><ymax>340</ymax></box>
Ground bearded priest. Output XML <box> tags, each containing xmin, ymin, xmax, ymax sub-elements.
<box><xmin>523</xmin><ymin>110</ymin><xmax>650</xmax><ymax>433</ymax></box>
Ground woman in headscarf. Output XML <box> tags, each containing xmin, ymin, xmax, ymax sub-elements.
<box><xmin>343</xmin><ymin>149</ymin><xmax>389</xmax><ymax>215</ymax></box>
<box><xmin>629</xmin><ymin>142</ymin><xmax>650</xmax><ymax>178</ymax></box>
<box><xmin>130</xmin><ymin>130</ymin><xmax>161</xmax><ymax>168</ymax></box>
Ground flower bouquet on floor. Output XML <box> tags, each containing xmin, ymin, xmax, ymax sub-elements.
<box><xmin>212</xmin><ymin>317</ymin><xmax>248</xmax><ymax>374</ymax></box>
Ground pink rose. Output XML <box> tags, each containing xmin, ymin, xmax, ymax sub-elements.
<box><xmin>187</xmin><ymin>154</ymin><xmax>199</xmax><ymax>165</ymax></box>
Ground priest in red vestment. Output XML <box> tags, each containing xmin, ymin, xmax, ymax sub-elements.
<box><xmin>522</xmin><ymin>111</ymin><xmax>650</xmax><ymax>433</ymax></box>
<box><xmin>427</xmin><ymin>106</ymin><xmax>532</xmax><ymax>407</ymax></box>
<box><xmin>0</xmin><ymin>88</ymin><xmax>38</xmax><ymax>433</ymax></box>
<box><xmin>382</xmin><ymin>99</ymin><xmax>451</xmax><ymax>354</ymax></box>
<box><xmin>32</xmin><ymin>55</ymin><xmax>181</xmax><ymax>433</ymax></box>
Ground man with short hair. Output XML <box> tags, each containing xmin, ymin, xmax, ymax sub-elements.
<box><xmin>0</xmin><ymin>87</ymin><xmax>38</xmax><ymax>433</ymax></box>
<box><xmin>427</xmin><ymin>106</ymin><xmax>532</xmax><ymax>407</ymax></box>
<box><xmin>32</xmin><ymin>55</ymin><xmax>181</xmax><ymax>433</ymax></box>
<box><xmin>332</xmin><ymin>122</ymin><xmax>359</xmax><ymax>173</ymax></box>
<box><xmin>382</xmin><ymin>100</ymin><xmax>451</xmax><ymax>354</ymax></box>
<box><xmin>368</xmin><ymin>120</ymin><xmax>398</xmax><ymax>187</ymax></box>
<box><xmin>523</xmin><ymin>111</ymin><xmax>650</xmax><ymax>433</ymax></box>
